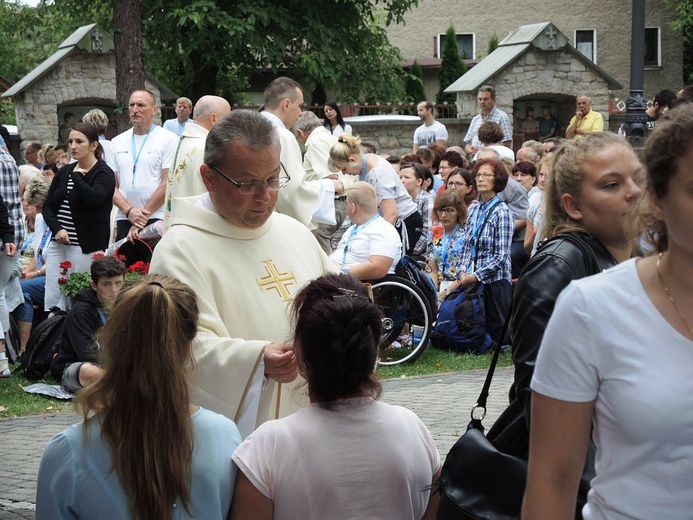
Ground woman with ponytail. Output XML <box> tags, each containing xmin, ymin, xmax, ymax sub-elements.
<box><xmin>36</xmin><ymin>275</ymin><xmax>242</xmax><ymax>519</ymax></box>
<box><xmin>230</xmin><ymin>273</ymin><xmax>441</xmax><ymax>520</ymax></box>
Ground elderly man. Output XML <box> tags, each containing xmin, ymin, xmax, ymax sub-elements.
<box><xmin>566</xmin><ymin>95</ymin><xmax>604</xmax><ymax>139</ymax></box>
<box><xmin>150</xmin><ymin>109</ymin><xmax>335</xmax><ymax>436</ymax></box>
<box><xmin>164</xmin><ymin>95</ymin><xmax>231</xmax><ymax>228</ymax></box>
<box><xmin>261</xmin><ymin>77</ymin><xmax>340</xmax><ymax>228</ymax></box>
<box><xmin>108</xmin><ymin>89</ymin><xmax>179</xmax><ymax>240</ymax></box>
<box><xmin>163</xmin><ymin>96</ymin><xmax>194</xmax><ymax>136</ymax></box>
<box><xmin>464</xmin><ymin>85</ymin><xmax>513</xmax><ymax>155</ymax></box>
<box><xmin>295</xmin><ymin>111</ymin><xmax>354</xmax><ymax>253</ymax></box>
<box><xmin>330</xmin><ymin>181</ymin><xmax>401</xmax><ymax>280</ymax></box>
<box><xmin>413</xmin><ymin>101</ymin><xmax>448</xmax><ymax>152</ymax></box>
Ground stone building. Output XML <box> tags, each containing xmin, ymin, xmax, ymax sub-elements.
<box><xmin>388</xmin><ymin>0</ymin><xmax>682</xmax><ymax>109</ymax></box>
<box><xmin>2</xmin><ymin>24</ymin><xmax>176</xmax><ymax>145</ymax></box>
<box><xmin>445</xmin><ymin>22</ymin><xmax>621</xmax><ymax>146</ymax></box>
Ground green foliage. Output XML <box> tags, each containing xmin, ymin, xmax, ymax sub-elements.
<box><xmin>488</xmin><ymin>32</ymin><xmax>499</xmax><ymax>55</ymax></box>
<box><xmin>1</xmin><ymin>99</ymin><xmax>15</xmax><ymax>125</ymax></box>
<box><xmin>0</xmin><ymin>0</ymin><xmax>415</xmax><ymax>104</ymax></box>
<box><xmin>666</xmin><ymin>0</ymin><xmax>693</xmax><ymax>84</ymax></box>
<box><xmin>436</xmin><ymin>25</ymin><xmax>467</xmax><ymax>105</ymax></box>
<box><xmin>405</xmin><ymin>60</ymin><xmax>426</xmax><ymax>104</ymax></box>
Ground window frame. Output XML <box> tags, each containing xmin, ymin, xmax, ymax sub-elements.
<box><xmin>435</xmin><ymin>32</ymin><xmax>475</xmax><ymax>60</ymax></box>
<box><xmin>644</xmin><ymin>26</ymin><xmax>661</xmax><ymax>68</ymax></box>
<box><xmin>574</xmin><ymin>29</ymin><xmax>597</xmax><ymax>64</ymax></box>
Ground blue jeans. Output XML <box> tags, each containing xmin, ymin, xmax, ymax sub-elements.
<box><xmin>16</xmin><ymin>276</ymin><xmax>45</xmax><ymax>323</ymax></box>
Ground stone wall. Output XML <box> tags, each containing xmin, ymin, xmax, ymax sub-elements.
<box><xmin>15</xmin><ymin>50</ymin><xmax>163</xmax><ymax>145</ymax></box>
<box><xmin>456</xmin><ymin>48</ymin><xmax>611</xmax><ymax>140</ymax></box>
<box><xmin>350</xmin><ymin>119</ymin><xmax>468</xmax><ymax>157</ymax></box>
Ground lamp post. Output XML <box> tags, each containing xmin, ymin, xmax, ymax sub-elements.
<box><xmin>622</xmin><ymin>0</ymin><xmax>648</xmax><ymax>147</ymax></box>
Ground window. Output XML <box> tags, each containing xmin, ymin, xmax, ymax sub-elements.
<box><xmin>575</xmin><ymin>29</ymin><xmax>596</xmax><ymax>63</ymax></box>
<box><xmin>644</xmin><ymin>27</ymin><xmax>661</xmax><ymax>67</ymax></box>
<box><xmin>435</xmin><ymin>33</ymin><xmax>474</xmax><ymax>60</ymax></box>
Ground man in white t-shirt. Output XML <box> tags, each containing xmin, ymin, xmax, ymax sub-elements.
<box><xmin>413</xmin><ymin>101</ymin><xmax>448</xmax><ymax>152</ymax></box>
<box><xmin>162</xmin><ymin>96</ymin><xmax>194</xmax><ymax>137</ymax></box>
<box><xmin>330</xmin><ymin>181</ymin><xmax>401</xmax><ymax>279</ymax></box>
<box><xmin>108</xmin><ymin>89</ymin><xmax>179</xmax><ymax>240</ymax></box>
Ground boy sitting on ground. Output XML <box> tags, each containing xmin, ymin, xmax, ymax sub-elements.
<box><xmin>50</xmin><ymin>257</ymin><xmax>126</xmax><ymax>392</ymax></box>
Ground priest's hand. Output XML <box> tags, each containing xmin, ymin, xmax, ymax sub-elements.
<box><xmin>264</xmin><ymin>342</ymin><xmax>298</xmax><ymax>383</ymax></box>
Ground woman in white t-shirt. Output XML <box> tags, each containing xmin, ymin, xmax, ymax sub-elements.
<box><xmin>322</xmin><ymin>102</ymin><xmax>353</xmax><ymax>136</ymax></box>
<box><xmin>329</xmin><ymin>134</ymin><xmax>423</xmax><ymax>255</ymax></box>
<box><xmin>523</xmin><ymin>104</ymin><xmax>693</xmax><ymax>519</ymax></box>
<box><xmin>231</xmin><ymin>273</ymin><xmax>441</xmax><ymax>520</ymax></box>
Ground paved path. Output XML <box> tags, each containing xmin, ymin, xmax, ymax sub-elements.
<box><xmin>0</xmin><ymin>367</ymin><xmax>514</xmax><ymax>519</ymax></box>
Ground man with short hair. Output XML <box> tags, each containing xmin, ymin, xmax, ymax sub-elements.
<box><xmin>516</xmin><ymin>147</ymin><xmax>539</xmax><ymax>165</ymax></box>
<box><xmin>646</xmin><ymin>89</ymin><xmax>676</xmax><ymax>130</ymax></box>
<box><xmin>566</xmin><ymin>95</ymin><xmax>604</xmax><ymax>139</ymax></box>
<box><xmin>150</xmin><ymin>109</ymin><xmax>336</xmax><ymax>435</ymax></box>
<box><xmin>464</xmin><ymin>85</ymin><xmax>513</xmax><ymax>155</ymax></box>
<box><xmin>50</xmin><ymin>256</ymin><xmax>126</xmax><ymax>392</ymax></box>
<box><xmin>23</xmin><ymin>142</ymin><xmax>41</xmax><ymax>169</ymax></box>
<box><xmin>261</xmin><ymin>77</ymin><xmax>339</xmax><ymax>228</ymax></box>
<box><xmin>543</xmin><ymin>137</ymin><xmax>562</xmax><ymax>154</ymax></box>
<box><xmin>295</xmin><ymin>111</ymin><xmax>353</xmax><ymax>253</ymax></box>
<box><xmin>413</xmin><ymin>101</ymin><xmax>448</xmax><ymax>152</ymax></box>
<box><xmin>164</xmin><ymin>95</ymin><xmax>231</xmax><ymax>228</ymax></box>
<box><xmin>163</xmin><ymin>97</ymin><xmax>194</xmax><ymax>136</ymax></box>
<box><xmin>108</xmin><ymin>89</ymin><xmax>179</xmax><ymax>241</ymax></box>
<box><xmin>330</xmin><ymin>181</ymin><xmax>402</xmax><ymax>279</ymax></box>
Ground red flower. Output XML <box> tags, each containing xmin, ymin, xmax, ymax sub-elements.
<box><xmin>59</xmin><ymin>261</ymin><xmax>72</xmax><ymax>270</ymax></box>
<box><xmin>57</xmin><ymin>277</ymin><xmax>68</xmax><ymax>285</ymax></box>
<box><xmin>431</xmin><ymin>225</ymin><xmax>444</xmax><ymax>244</ymax></box>
<box><xmin>116</xmin><ymin>254</ymin><xmax>127</xmax><ymax>261</ymax></box>
<box><xmin>128</xmin><ymin>261</ymin><xmax>150</xmax><ymax>274</ymax></box>
<box><xmin>91</xmin><ymin>253</ymin><xmax>105</xmax><ymax>260</ymax></box>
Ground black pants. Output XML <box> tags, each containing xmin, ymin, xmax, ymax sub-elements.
<box><xmin>483</xmin><ymin>279</ymin><xmax>512</xmax><ymax>345</ymax></box>
<box><xmin>116</xmin><ymin>218</ymin><xmax>161</xmax><ymax>241</ymax></box>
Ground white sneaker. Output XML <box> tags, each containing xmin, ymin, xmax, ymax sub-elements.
<box><xmin>0</xmin><ymin>352</ymin><xmax>10</xmax><ymax>378</ymax></box>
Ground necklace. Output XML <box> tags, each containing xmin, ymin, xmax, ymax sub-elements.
<box><xmin>656</xmin><ymin>253</ymin><xmax>693</xmax><ymax>336</ymax></box>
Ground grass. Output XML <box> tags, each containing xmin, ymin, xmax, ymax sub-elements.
<box><xmin>0</xmin><ymin>345</ymin><xmax>513</xmax><ymax>419</ymax></box>
<box><xmin>0</xmin><ymin>368</ymin><xmax>74</xmax><ymax>419</ymax></box>
<box><xmin>376</xmin><ymin>344</ymin><xmax>513</xmax><ymax>379</ymax></box>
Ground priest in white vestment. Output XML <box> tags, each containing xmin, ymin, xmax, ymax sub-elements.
<box><xmin>150</xmin><ymin>110</ymin><xmax>336</xmax><ymax>437</ymax></box>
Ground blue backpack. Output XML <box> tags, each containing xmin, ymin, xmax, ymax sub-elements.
<box><xmin>395</xmin><ymin>255</ymin><xmax>438</xmax><ymax>316</ymax></box>
<box><xmin>430</xmin><ymin>283</ymin><xmax>492</xmax><ymax>353</ymax></box>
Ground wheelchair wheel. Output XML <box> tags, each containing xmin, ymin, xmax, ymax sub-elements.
<box><xmin>371</xmin><ymin>275</ymin><xmax>433</xmax><ymax>366</ymax></box>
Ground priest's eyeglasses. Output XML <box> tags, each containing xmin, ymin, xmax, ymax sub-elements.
<box><xmin>210</xmin><ymin>163</ymin><xmax>291</xmax><ymax>195</ymax></box>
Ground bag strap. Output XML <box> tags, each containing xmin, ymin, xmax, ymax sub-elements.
<box><xmin>470</xmin><ymin>305</ymin><xmax>513</xmax><ymax>424</ymax></box>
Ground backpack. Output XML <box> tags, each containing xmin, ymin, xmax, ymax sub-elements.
<box><xmin>394</xmin><ymin>255</ymin><xmax>438</xmax><ymax>318</ymax></box>
<box><xmin>21</xmin><ymin>309</ymin><xmax>67</xmax><ymax>380</ymax></box>
<box><xmin>430</xmin><ymin>282</ymin><xmax>493</xmax><ymax>353</ymax></box>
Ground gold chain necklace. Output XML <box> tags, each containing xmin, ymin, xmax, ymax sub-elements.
<box><xmin>656</xmin><ymin>253</ymin><xmax>693</xmax><ymax>336</ymax></box>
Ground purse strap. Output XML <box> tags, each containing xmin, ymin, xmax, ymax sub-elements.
<box><xmin>470</xmin><ymin>305</ymin><xmax>513</xmax><ymax>424</ymax></box>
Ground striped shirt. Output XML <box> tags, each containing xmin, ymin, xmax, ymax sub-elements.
<box><xmin>56</xmin><ymin>175</ymin><xmax>79</xmax><ymax>246</ymax></box>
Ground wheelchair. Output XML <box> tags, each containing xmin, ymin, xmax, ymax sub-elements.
<box><xmin>369</xmin><ymin>257</ymin><xmax>437</xmax><ymax>366</ymax></box>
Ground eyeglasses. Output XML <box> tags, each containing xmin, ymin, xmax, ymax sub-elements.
<box><xmin>447</xmin><ymin>181</ymin><xmax>468</xmax><ymax>188</ymax></box>
<box><xmin>475</xmin><ymin>172</ymin><xmax>495</xmax><ymax>179</ymax></box>
<box><xmin>438</xmin><ymin>208</ymin><xmax>457</xmax><ymax>215</ymax></box>
<box><xmin>210</xmin><ymin>163</ymin><xmax>290</xmax><ymax>195</ymax></box>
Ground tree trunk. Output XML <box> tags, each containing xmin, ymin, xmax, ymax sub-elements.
<box><xmin>113</xmin><ymin>0</ymin><xmax>145</xmax><ymax>132</ymax></box>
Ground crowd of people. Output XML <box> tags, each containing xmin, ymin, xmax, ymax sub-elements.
<box><xmin>0</xmin><ymin>78</ymin><xmax>690</xmax><ymax>518</ymax></box>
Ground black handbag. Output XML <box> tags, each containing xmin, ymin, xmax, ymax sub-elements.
<box><xmin>437</xmin><ymin>312</ymin><xmax>525</xmax><ymax>520</ymax></box>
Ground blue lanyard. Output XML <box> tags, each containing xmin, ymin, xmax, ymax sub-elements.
<box><xmin>97</xmin><ymin>309</ymin><xmax>107</xmax><ymax>325</ymax></box>
<box><xmin>360</xmin><ymin>155</ymin><xmax>367</xmax><ymax>182</ymax></box>
<box><xmin>440</xmin><ymin>224</ymin><xmax>459</xmax><ymax>275</ymax></box>
<box><xmin>342</xmin><ymin>214</ymin><xmax>379</xmax><ymax>266</ymax></box>
<box><xmin>131</xmin><ymin>126</ymin><xmax>155</xmax><ymax>187</ymax></box>
<box><xmin>468</xmin><ymin>196</ymin><xmax>500</xmax><ymax>272</ymax></box>
<box><xmin>36</xmin><ymin>226</ymin><xmax>52</xmax><ymax>268</ymax></box>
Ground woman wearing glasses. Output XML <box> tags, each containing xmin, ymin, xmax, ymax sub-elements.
<box><xmin>445</xmin><ymin>168</ymin><xmax>478</xmax><ymax>207</ymax></box>
<box><xmin>451</xmin><ymin>158</ymin><xmax>514</xmax><ymax>344</ymax></box>
<box><xmin>230</xmin><ymin>273</ymin><xmax>440</xmax><ymax>520</ymax></box>
<box><xmin>427</xmin><ymin>189</ymin><xmax>467</xmax><ymax>302</ymax></box>
<box><xmin>329</xmin><ymin>134</ymin><xmax>423</xmax><ymax>256</ymax></box>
